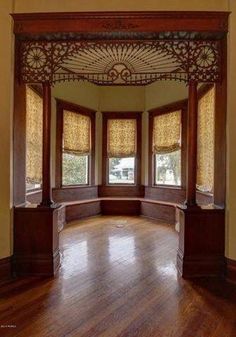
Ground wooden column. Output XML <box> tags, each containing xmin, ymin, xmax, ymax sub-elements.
<box><xmin>185</xmin><ymin>80</ymin><xmax>198</xmax><ymax>207</ymax></box>
<box><xmin>40</xmin><ymin>82</ymin><xmax>53</xmax><ymax>207</ymax></box>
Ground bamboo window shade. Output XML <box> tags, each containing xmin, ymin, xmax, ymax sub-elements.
<box><xmin>197</xmin><ymin>87</ymin><xmax>215</xmax><ymax>193</ymax></box>
<box><xmin>63</xmin><ymin>110</ymin><xmax>91</xmax><ymax>155</ymax></box>
<box><xmin>107</xmin><ymin>119</ymin><xmax>137</xmax><ymax>157</ymax></box>
<box><xmin>153</xmin><ymin>111</ymin><xmax>181</xmax><ymax>154</ymax></box>
<box><xmin>26</xmin><ymin>86</ymin><xmax>43</xmax><ymax>185</ymax></box>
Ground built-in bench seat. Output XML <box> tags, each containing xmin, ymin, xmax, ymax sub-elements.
<box><xmin>58</xmin><ymin>197</ymin><xmax>181</xmax><ymax>231</ymax></box>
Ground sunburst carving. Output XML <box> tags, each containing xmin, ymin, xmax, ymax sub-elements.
<box><xmin>20</xmin><ymin>40</ymin><xmax>221</xmax><ymax>85</ymax></box>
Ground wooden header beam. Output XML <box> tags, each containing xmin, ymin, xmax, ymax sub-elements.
<box><xmin>11</xmin><ymin>11</ymin><xmax>229</xmax><ymax>36</ymax></box>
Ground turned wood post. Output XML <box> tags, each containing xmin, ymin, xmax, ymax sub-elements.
<box><xmin>40</xmin><ymin>82</ymin><xmax>53</xmax><ymax>207</ymax></box>
<box><xmin>185</xmin><ymin>80</ymin><xmax>198</xmax><ymax>207</ymax></box>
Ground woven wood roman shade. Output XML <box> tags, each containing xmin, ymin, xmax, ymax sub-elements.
<box><xmin>197</xmin><ymin>87</ymin><xmax>215</xmax><ymax>193</ymax></box>
<box><xmin>26</xmin><ymin>86</ymin><xmax>43</xmax><ymax>185</ymax></box>
<box><xmin>107</xmin><ymin>119</ymin><xmax>137</xmax><ymax>158</ymax></box>
<box><xmin>63</xmin><ymin>110</ymin><xmax>91</xmax><ymax>155</ymax></box>
<box><xmin>153</xmin><ymin>111</ymin><xmax>181</xmax><ymax>154</ymax></box>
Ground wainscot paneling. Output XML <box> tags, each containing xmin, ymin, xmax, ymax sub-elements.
<box><xmin>98</xmin><ymin>185</ymin><xmax>144</xmax><ymax>198</ymax></box>
<box><xmin>177</xmin><ymin>205</ymin><xmax>225</xmax><ymax>278</ymax></box>
<box><xmin>13</xmin><ymin>205</ymin><xmax>61</xmax><ymax>276</ymax></box>
<box><xmin>53</xmin><ymin>186</ymin><xmax>98</xmax><ymax>203</ymax></box>
<box><xmin>141</xmin><ymin>201</ymin><xmax>176</xmax><ymax>224</ymax></box>
<box><xmin>101</xmin><ymin>199</ymin><xmax>140</xmax><ymax>215</ymax></box>
<box><xmin>145</xmin><ymin>186</ymin><xmax>185</xmax><ymax>204</ymax></box>
<box><xmin>66</xmin><ymin>200</ymin><xmax>101</xmax><ymax>223</ymax></box>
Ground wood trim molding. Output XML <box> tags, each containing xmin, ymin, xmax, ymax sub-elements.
<box><xmin>148</xmin><ymin>99</ymin><xmax>188</xmax><ymax>188</ymax></box>
<box><xmin>102</xmin><ymin>111</ymin><xmax>142</xmax><ymax>188</ymax></box>
<box><xmin>55</xmin><ymin>98</ymin><xmax>96</xmax><ymax>188</ymax></box>
<box><xmin>226</xmin><ymin>258</ymin><xmax>236</xmax><ymax>284</ymax></box>
<box><xmin>0</xmin><ymin>256</ymin><xmax>12</xmax><ymax>285</ymax></box>
<box><xmin>197</xmin><ymin>83</ymin><xmax>214</xmax><ymax>100</ymax></box>
<box><xmin>13</xmin><ymin>39</ymin><xmax>26</xmax><ymax>206</ymax></box>
<box><xmin>12</xmin><ymin>11</ymin><xmax>229</xmax><ymax>36</ymax></box>
<box><xmin>214</xmin><ymin>37</ymin><xmax>227</xmax><ymax>207</ymax></box>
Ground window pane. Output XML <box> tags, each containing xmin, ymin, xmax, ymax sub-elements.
<box><xmin>62</xmin><ymin>153</ymin><xmax>88</xmax><ymax>185</ymax></box>
<box><xmin>109</xmin><ymin>157</ymin><xmax>135</xmax><ymax>184</ymax></box>
<box><xmin>155</xmin><ymin>150</ymin><xmax>181</xmax><ymax>186</ymax></box>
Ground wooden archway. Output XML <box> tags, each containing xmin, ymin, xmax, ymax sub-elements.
<box><xmin>12</xmin><ymin>11</ymin><xmax>229</xmax><ymax>278</ymax></box>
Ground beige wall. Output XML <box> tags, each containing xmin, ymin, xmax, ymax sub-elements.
<box><xmin>145</xmin><ymin>81</ymin><xmax>188</xmax><ymax>111</ymax></box>
<box><xmin>52</xmin><ymin>82</ymin><xmax>99</xmax><ymax>111</ymax></box>
<box><xmin>0</xmin><ymin>0</ymin><xmax>14</xmax><ymax>259</ymax></box>
<box><xmin>226</xmin><ymin>0</ymin><xmax>236</xmax><ymax>260</ymax></box>
<box><xmin>99</xmin><ymin>86</ymin><xmax>145</xmax><ymax>112</ymax></box>
<box><xmin>14</xmin><ymin>0</ymin><xmax>228</xmax><ymax>12</ymax></box>
<box><xmin>1</xmin><ymin>0</ymin><xmax>235</xmax><ymax>261</ymax></box>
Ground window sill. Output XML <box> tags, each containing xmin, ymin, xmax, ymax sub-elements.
<box><xmin>151</xmin><ymin>185</ymin><xmax>183</xmax><ymax>190</ymax></box>
<box><xmin>26</xmin><ymin>188</ymin><xmax>42</xmax><ymax>195</ymax></box>
<box><xmin>106</xmin><ymin>184</ymin><xmax>137</xmax><ymax>187</ymax></box>
<box><xmin>196</xmin><ymin>190</ymin><xmax>213</xmax><ymax>197</ymax></box>
<box><xmin>55</xmin><ymin>185</ymin><xmax>95</xmax><ymax>190</ymax></box>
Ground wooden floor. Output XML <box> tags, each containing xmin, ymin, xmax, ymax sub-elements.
<box><xmin>0</xmin><ymin>216</ymin><xmax>236</xmax><ymax>337</ymax></box>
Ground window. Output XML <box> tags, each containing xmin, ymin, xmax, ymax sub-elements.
<box><xmin>62</xmin><ymin>110</ymin><xmax>91</xmax><ymax>185</ymax></box>
<box><xmin>155</xmin><ymin>150</ymin><xmax>181</xmax><ymax>186</ymax></box>
<box><xmin>56</xmin><ymin>100</ymin><xmax>95</xmax><ymax>187</ymax></box>
<box><xmin>197</xmin><ymin>86</ymin><xmax>215</xmax><ymax>193</ymax></box>
<box><xmin>25</xmin><ymin>86</ymin><xmax>43</xmax><ymax>191</ymax></box>
<box><xmin>103</xmin><ymin>112</ymin><xmax>141</xmax><ymax>186</ymax></box>
<box><xmin>151</xmin><ymin>109</ymin><xmax>182</xmax><ymax>186</ymax></box>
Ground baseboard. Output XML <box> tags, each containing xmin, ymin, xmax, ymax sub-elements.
<box><xmin>0</xmin><ymin>256</ymin><xmax>12</xmax><ymax>285</ymax></box>
<box><xmin>177</xmin><ymin>249</ymin><xmax>225</xmax><ymax>278</ymax></box>
<box><xmin>225</xmin><ymin>258</ymin><xmax>236</xmax><ymax>284</ymax></box>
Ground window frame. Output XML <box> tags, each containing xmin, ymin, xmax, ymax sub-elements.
<box><xmin>25</xmin><ymin>84</ymin><xmax>43</xmax><ymax>193</ymax></box>
<box><xmin>102</xmin><ymin>111</ymin><xmax>142</xmax><ymax>187</ymax></box>
<box><xmin>148</xmin><ymin>100</ymin><xmax>188</xmax><ymax>189</ymax></box>
<box><xmin>56</xmin><ymin>99</ymin><xmax>96</xmax><ymax>188</ymax></box>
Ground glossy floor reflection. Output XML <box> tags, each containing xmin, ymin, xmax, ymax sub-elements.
<box><xmin>0</xmin><ymin>216</ymin><xmax>236</xmax><ymax>337</ymax></box>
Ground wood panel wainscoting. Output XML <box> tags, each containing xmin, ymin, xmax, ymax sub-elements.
<box><xmin>98</xmin><ymin>185</ymin><xmax>145</xmax><ymax>198</ymax></box>
<box><xmin>177</xmin><ymin>205</ymin><xmax>225</xmax><ymax>278</ymax></box>
<box><xmin>26</xmin><ymin>186</ymin><xmax>213</xmax><ymax>206</ymax></box>
<box><xmin>53</xmin><ymin>186</ymin><xmax>98</xmax><ymax>202</ymax></box>
<box><xmin>145</xmin><ymin>186</ymin><xmax>186</xmax><ymax>204</ymax></box>
<box><xmin>13</xmin><ymin>205</ymin><xmax>62</xmax><ymax>276</ymax></box>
